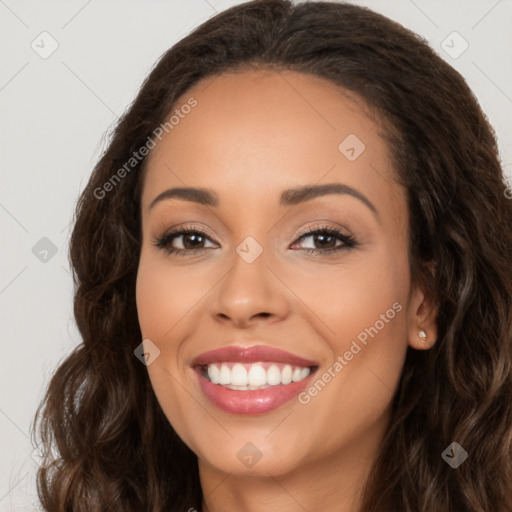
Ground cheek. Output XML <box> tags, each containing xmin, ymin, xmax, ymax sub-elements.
<box><xmin>289</xmin><ymin>252</ymin><xmax>409</xmax><ymax>451</ymax></box>
<box><xmin>135</xmin><ymin>254</ymin><xmax>205</xmax><ymax>449</ymax></box>
<box><xmin>289</xmin><ymin>248</ymin><xmax>410</xmax><ymax>346</ymax></box>
<box><xmin>291</xmin><ymin>247</ymin><xmax>410</xmax><ymax>414</ymax></box>
<box><xmin>135</xmin><ymin>252</ymin><xmax>211</xmax><ymax>339</ymax></box>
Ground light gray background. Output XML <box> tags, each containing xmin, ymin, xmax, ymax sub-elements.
<box><xmin>1</xmin><ymin>0</ymin><xmax>511</xmax><ymax>509</ymax></box>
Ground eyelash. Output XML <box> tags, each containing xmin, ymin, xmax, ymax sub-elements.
<box><xmin>153</xmin><ymin>224</ymin><xmax>358</xmax><ymax>258</ymax></box>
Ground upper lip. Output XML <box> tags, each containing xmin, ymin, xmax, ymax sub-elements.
<box><xmin>191</xmin><ymin>345</ymin><xmax>319</xmax><ymax>368</ymax></box>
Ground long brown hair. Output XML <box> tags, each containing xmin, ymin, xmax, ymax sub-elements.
<box><xmin>31</xmin><ymin>1</ymin><xmax>512</xmax><ymax>510</ymax></box>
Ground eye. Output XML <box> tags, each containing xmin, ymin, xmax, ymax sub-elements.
<box><xmin>290</xmin><ymin>225</ymin><xmax>358</xmax><ymax>255</ymax></box>
<box><xmin>153</xmin><ymin>226</ymin><xmax>217</xmax><ymax>256</ymax></box>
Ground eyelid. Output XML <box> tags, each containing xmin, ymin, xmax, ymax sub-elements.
<box><xmin>293</xmin><ymin>222</ymin><xmax>352</xmax><ymax>239</ymax></box>
<box><xmin>151</xmin><ymin>223</ymin><xmax>218</xmax><ymax>246</ymax></box>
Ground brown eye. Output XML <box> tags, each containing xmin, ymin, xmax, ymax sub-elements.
<box><xmin>154</xmin><ymin>227</ymin><xmax>217</xmax><ymax>256</ymax></box>
<box><xmin>291</xmin><ymin>225</ymin><xmax>357</xmax><ymax>255</ymax></box>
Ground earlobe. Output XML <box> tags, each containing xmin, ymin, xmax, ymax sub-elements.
<box><xmin>412</xmin><ymin>327</ymin><xmax>436</xmax><ymax>350</ymax></box>
<box><xmin>407</xmin><ymin>268</ymin><xmax>438</xmax><ymax>350</ymax></box>
<box><xmin>409</xmin><ymin>318</ymin><xmax>438</xmax><ymax>350</ymax></box>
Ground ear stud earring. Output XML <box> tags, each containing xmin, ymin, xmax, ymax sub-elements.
<box><xmin>418</xmin><ymin>330</ymin><xmax>427</xmax><ymax>342</ymax></box>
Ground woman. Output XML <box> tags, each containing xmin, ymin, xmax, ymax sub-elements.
<box><xmin>32</xmin><ymin>1</ymin><xmax>512</xmax><ymax>510</ymax></box>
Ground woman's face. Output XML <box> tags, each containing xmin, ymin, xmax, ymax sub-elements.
<box><xmin>136</xmin><ymin>69</ymin><xmax>435</xmax><ymax>478</ymax></box>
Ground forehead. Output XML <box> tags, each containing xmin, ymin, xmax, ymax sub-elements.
<box><xmin>140</xmin><ymin>68</ymin><xmax>404</xmax><ymax>218</ymax></box>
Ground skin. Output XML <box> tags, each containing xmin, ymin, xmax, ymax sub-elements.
<box><xmin>135</xmin><ymin>69</ymin><xmax>438</xmax><ymax>512</ymax></box>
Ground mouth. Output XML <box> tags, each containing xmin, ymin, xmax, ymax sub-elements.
<box><xmin>191</xmin><ymin>345</ymin><xmax>319</xmax><ymax>414</ymax></box>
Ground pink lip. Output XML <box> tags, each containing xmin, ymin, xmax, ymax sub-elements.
<box><xmin>191</xmin><ymin>345</ymin><xmax>318</xmax><ymax>367</ymax></box>
<box><xmin>191</xmin><ymin>345</ymin><xmax>319</xmax><ymax>415</ymax></box>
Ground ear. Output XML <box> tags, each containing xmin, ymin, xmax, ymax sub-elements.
<box><xmin>406</xmin><ymin>261</ymin><xmax>438</xmax><ymax>350</ymax></box>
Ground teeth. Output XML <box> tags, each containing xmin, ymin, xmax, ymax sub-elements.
<box><xmin>292</xmin><ymin>367</ymin><xmax>303</xmax><ymax>382</ymax></box>
<box><xmin>206</xmin><ymin>362</ymin><xmax>312</xmax><ymax>388</ymax></box>
<box><xmin>231</xmin><ymin>363</ymin><xmax>247</xmax><ymax>386</ymax></box>
<box><xmin>282</xmin><ymin>365</ymin><xmax>293</xmax><ymax>385</ymax></box>
<box><xmin>219</xmin><ymin>365</ymin><xmax>230</xmax><ymax>385</ymax></box>
<box><xmin>208</xmin><ymin>364</ymin><xmax>220</xmax><ymax>384</ymax></box>
<box><xmin>267</xmin><ymin>364</ymin><xmax>281</xmax><ymax>385</ymax></box>
<box><xmin>248</xmin><ymin>364</ymin><xmax>267</xmax><ymax>387</ymax></box>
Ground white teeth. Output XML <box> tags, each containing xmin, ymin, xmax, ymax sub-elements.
<box><xmin>219</xmin><ymin>365</ymin><xmax>231</xmax><ymax>385</ymax></box>
<box><xmin>208</xmin><ymin>364</ymin><xmax>220</xmax><ymax>384</ymax></box>
<box><xmin>267</xmin><ymin>364</ymin><xmax>281</xmax><ymax>385</ymax></box>
<box><xmin>205</xmin><ymin>362</ymin><xmax>312</xmax><ymax>388</ymax></box>
<box><xmin>281</xmin><ymin>365</ymin><xmax>293</xmax><ymax>385</ymax></box>
<box><xmin>292</xmin><ymin>367</ymin><xmax>302</xmax><ymax>382</ymax></box>
<box><xmin>231</xmin><ymin>363</ymin><xmax>247</xmax><ymax>386</ymax></box>
<box><xmin>248</xmin><ymin>364</ymin><xmax>267</xmax><ymax>387</ymax></box>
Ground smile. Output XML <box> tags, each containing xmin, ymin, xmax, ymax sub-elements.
<box><xmin>202</xmin><ymin>362</ymin><xmax>312</xmax><ymax>389</ymax></box>
<box><xmin>191</xmin><ymin>345</ymin><xmax>319</xmax><ymax>414</ymax></box>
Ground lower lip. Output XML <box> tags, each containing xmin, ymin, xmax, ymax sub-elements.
<box><xmin>194</xmin><ymin>368</ymin><xmax>316</xmax><ymax>415</ymax></box>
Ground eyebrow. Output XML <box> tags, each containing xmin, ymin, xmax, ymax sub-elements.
<box><xmin>148</xmin><ymin>183</ymin><xmax>378</xmax><ymax>219</ymax></box>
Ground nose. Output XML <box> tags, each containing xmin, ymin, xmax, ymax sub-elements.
<box><xmin>207</xmin><ymin>244</ymin><xmax>290</xmax><ymax>328</ymax></box>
